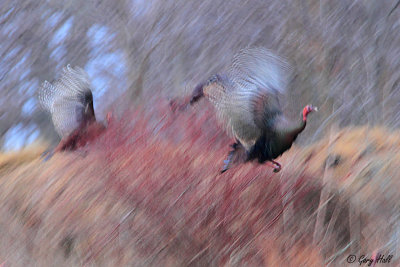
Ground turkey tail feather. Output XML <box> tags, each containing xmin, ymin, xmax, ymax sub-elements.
<box><xmin>38</xmin><ymin>65</ymin><xmax>93</xmax><ymax>138</ymax></box>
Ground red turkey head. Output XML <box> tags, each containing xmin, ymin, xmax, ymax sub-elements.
<box><xmin>303</xmin><ymin>105</ymin><xmax>317</xmax><ymax>121</ymax></box>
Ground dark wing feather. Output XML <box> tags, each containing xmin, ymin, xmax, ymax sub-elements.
<box><xmin>38</xmin><ymin>65</ymin><xmax>93</xmax><ymax>138</ymax></box>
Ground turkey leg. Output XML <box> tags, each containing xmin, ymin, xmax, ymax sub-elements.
<box><xmin>221</xmin><ymin>142</ymin><xmax>239</xmax><ymax>173</ymax></box>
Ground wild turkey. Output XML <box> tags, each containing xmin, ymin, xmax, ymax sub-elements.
<box><xmin>38</xmin><ymin>65</ymin><xmax>109</xmax><ymax>157</ymax></box>
<box><xmin>189</xmin><ymin>47</ymin><xmax>317</xmax><ymax>173</ymax></box>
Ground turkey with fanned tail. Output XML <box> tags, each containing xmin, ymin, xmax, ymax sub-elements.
<box><xmin>38</xmin><ymin>65</ymin><xmax>111</xmax><ymax>159</ymax></box>
<box><xmin>187</xmin><ymin>47</ymin><xmax>317</xmax><ymax>173</ymax></box>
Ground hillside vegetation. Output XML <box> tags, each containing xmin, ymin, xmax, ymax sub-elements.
<box><xmin>0</xmin><ymin>101</ymin><xmax>399</xmax><ymax>266</ymax></box>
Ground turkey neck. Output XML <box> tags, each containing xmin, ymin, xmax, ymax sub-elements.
<box><xmin>274</xmin><ymin>114</ymin><xmax>307</xmax><ymax>143</ymax></box>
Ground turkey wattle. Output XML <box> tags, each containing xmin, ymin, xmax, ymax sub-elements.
<box><xmin>189</xmin><ymin>47</ymin><xmax>317</xmax><ymax>173</ymax></box>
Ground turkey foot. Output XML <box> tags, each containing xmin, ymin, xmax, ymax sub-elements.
<box><xmin>270</xmin><ymin>160</ymin><xmax>281</xmax><ymax>173</ymax></box>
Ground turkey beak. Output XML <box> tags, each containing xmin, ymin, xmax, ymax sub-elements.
<box><xmin>313</xmin><ymin>106</ymin><xmax>318</xmax><ymax>112</ymax></box>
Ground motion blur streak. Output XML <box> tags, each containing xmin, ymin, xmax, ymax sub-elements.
<box><xmin>0</xmin><ymin>0</ymin><xmax>400</xmax><ymax>266</ymax></box>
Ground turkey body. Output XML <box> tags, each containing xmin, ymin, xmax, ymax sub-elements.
<box><xmin>189</xmin><ymin>47</ymin><xmax>316</xmax><ymax>172</ymax></box>
<box><xmin>38</xmin><ymin>65</ymin><xmax>106</xmax><ymax>154</ymax></box>
<box><xmin>247</xmin><ymin>115</ymin><xmax>308</xmax><ymax>165</ymax></box>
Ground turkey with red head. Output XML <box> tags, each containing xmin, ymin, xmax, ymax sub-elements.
<box><xmin>38</xmin><ymin>65</ymin><xmax>110</xmax><ymax>158</ymax></box>
<box><xmin>189</xmin><ymin>47</ymin><xmax>317</xmax><ymax>173</ymax></box>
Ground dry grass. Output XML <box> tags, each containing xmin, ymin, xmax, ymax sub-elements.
<box><xmin>0</xmin><ymin>101</ymin><xmax>398</xmax><ymax>266</ymax></box>
<box><xmin>0</xmin><ymin>144</ymin><xmax>47</xmax><ymax>175</ymax></box>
